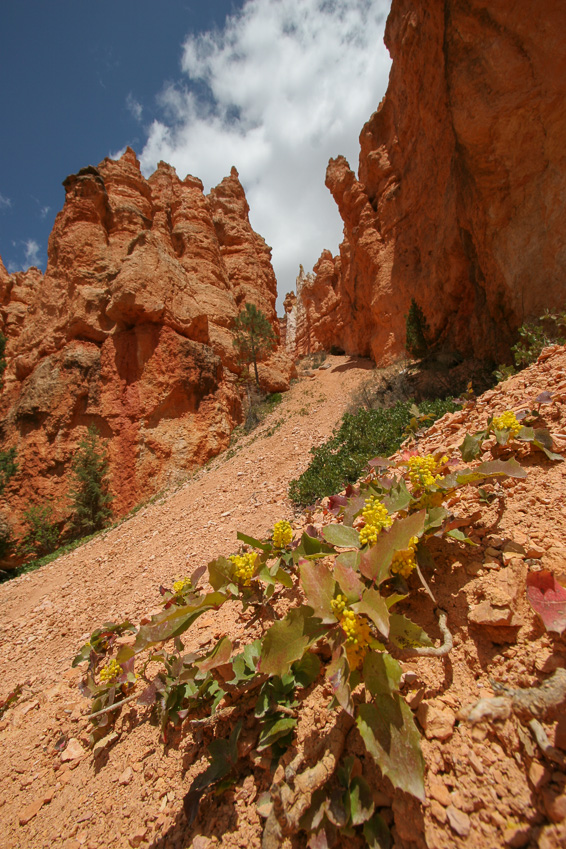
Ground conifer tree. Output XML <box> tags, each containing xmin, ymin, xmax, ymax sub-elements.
<box><xmin>69</xmin><ymin>424</ymin><xmax>113</xmax><ymax>537</ymax></box>
<box><xmin>232</xmin><ymin>303</ymin><xmax>277</xmax><ymax>387</ymax></box>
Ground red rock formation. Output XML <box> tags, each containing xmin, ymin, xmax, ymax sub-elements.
<box><xmin>291</xmin><ymin>0</ymin><xmax>566</xmax><ymax>364</ymax></box>
<box><xmin>282</xmin><ymin>254</ymin><xmax>343</xmax><ymax>358</ymax></box>
<box><xmin>0</xmin><ymin>149</ymin><xmax>294</xmax><ymax>538</ymax></box>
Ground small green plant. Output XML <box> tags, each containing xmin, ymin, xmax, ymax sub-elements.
<box><xmin>289</xmin><ymin>398</ymin><xmax>459</xmax><ymax>505</ymax></box>
<box><xmin>495</xmin><ymin>309</ymin><xmax>566</xmax><ymax>380</ymax></box>
<box><xmin>405</xmin><ymin>299</ymin><xmax>430</xmax><ymax>358</ymax></box>
<box><xmin>0</xmin><ymin>446</ymin><xmax>17</xmax><ymax>495</ymax></box>
<box><xmin>232</xmin><ymin>303</ymin><xmax>277</xmax><ymax>388</ymax></box>
<box><xmin>69</xmin><ymin>424</ymin><xmax>113</xmax><ymax>537</ymax></box>
<box><xmin>18</xmin><ymin>503</ymin><xmax>60</xmax><ymax>559</ymax></box>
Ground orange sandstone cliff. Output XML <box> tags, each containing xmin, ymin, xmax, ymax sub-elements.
<box><xmin>0</xmin><ymin>149</ymin><xmax>294</xmax><ymax>531</ymax></box>
<box><xmin>284</xmin><ymin>0</ymin><xmax>566</xmax><ymax>364</ymax></box>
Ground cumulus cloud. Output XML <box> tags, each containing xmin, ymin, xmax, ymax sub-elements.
<box><xmin>0</xmin><ymin>192</ymin><xmax>11</xmax><ymax>210</ymax></box>
<box><xmin>140</xmin><ymin>0</ymin><xmax>391</xmax><ymax>309</ymax></box>
<box><xmin>23</xmin><ymin>238</ymin><xmax>41</xmax><ymax>268</ymax></box>
<box><xmin>126</xmin><ymin>92</ymin><xmax>143</xmax><ymax>122</ymax></box>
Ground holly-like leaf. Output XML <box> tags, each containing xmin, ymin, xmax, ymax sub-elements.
<box><xmin>326</xmin><ymin>643</ymin><xmax>353</xmax><ymax>715</ymax></box>
<box><xmin>352</xmin><ymin>589</ymin><xmax>390</xmax><ymax>638</ymax></box>
<box><xmin>343</xmin><ymin>496</ymin><xmax>366</xmax><ymax>528</ymax></box>
<box><xmin>363</xmin><ymin>650</ymin><xmax>402</xmax><ymax>695</ymax></box>
<box><xmin>382</xmin><ymin>479</ymin><xmax>411</xmax><ymax>515</ymax></box>
<box><xmin>183</xmin><ymin>720</ymin><xmax>242</xmax><ymax>825</ymax></box>
<box><xmin>259</xmin><ymin>606</ymin><xmax>324</xmax><ymax>677</ymax></box>
<box><xmin>237</xmin><ymin>531</ymin><xmax>272</xmax><ymax>552</ymax></box>
<box><xmin>531</xmin><ymin>428</ymin><xmax>563</xmax><ymax>461</ymax></box>
<box><xmin>208</xmin><ymin>556</ymin><xmax>235</xmax><ymax>591</ymax></box>
<box><xmin>526</xmin><ymin>570</ymin><xmax>566</xmax><ymax>634</ymax></box>
<box><xmin>349</xmin><ymin>776</ymin><xmax>375</xmax><ymax>826</ymax></box>
<box><xmin>334</xmin><ymin>558</ymin><xmax>365</xmax><ymax>604</ymax></box>
<box><xmin>134</xmin><ymin>593</ymin><xmax>226</xmax><ymax>651</ymax></box>
<box><xmin>455</xmin><ymin>457</ymin><xmax>527</xmax><ymax>485</ymax></box>
<box><xmin>356</xmin><ymin>699</ymin><xmax>425</xmax><ymax>801</ymax></box>
<box><xmin>460</xmin><ymin>433</ymin><xmax>482</xmax><ymax>462</ymax></box>
<box><xmin>322</xmin><ymin>524</ymin><xmax>361</xmax><ymax>549</ymax></box>
<box><xmin>445</xmin><ymin>528</ymin><xmax>476</xmax><ymax>544</ymax></box>
<box><xmin>364</xmin><ymin>812</ymin><xmax>392</xmax><ymax>849</ymax></box>
<box><xmin>196</xmin><ymin>636</ymin><xmax>233</xmax><ymax>673</ymax></box>
<box><xmin>300</xmin><ymin>559</ymin><xmax>337</xmax><ymax>622</ymax></box>
<box><xmin>294</xmin><ymin>531</ymin><xmax>335</xmax><ymax>561</ymax></box>
<box><xmin>423</xmin><ymin>506</ymin><xmax>449</xmax><ymax>532</ymax></box>
<box><xmin>257</xmin><ymin>716</ymin><xmax>297</xmax><ymax>751</ymax></box>
<box><xmin>388</xmin><ymin>614</ymin><xmax>433</xmax><ymax>650</ymax></box>
<box><xmin>360</xmin><ymin>511</ymin><xmax>426</xmax><ymax>583</ymax></box>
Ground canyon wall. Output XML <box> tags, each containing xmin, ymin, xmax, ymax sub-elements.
<box><xmin>0</xmin><ymin>149</ymin><xmax>294</xmax><ymax>536</ymax></box>
<box><xmin>284</xmin><ymin>0</ymin><xmax>566</xmax><ymax>364</ymax></box>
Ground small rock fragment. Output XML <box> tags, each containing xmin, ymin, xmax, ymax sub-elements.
<box><xmin>429</xmin><ymin>780</ymin><xmax>451</xmax><ymax>807</ymax></box>
<box><xmin>119</xmin><ymin>767</ymin><xmax>133</xmax><ymax>786</ymax></box>
<box><xmin>19</xmin><ymin>798</ymin><xmax>44</xmax><ymax>825</ymax></box>
<box><xmin>503</xmin><ymin>825</ymin><xmax>531</xmax><ymax>848</ymax></box>
<box><xmin>468</xmin><ymin>601</ymin><xmax>513</xmax><ymax>626</ymax></box>
<box><xmin>430</xmin><ymin>800</ymin><xmax>447</xmax><ymax>823</ymax></box>
<box><xmin>542</xmin><ymin>789</ymin><xmax>566</xmax><ymax>823</ymax></box>
<box><xmin>446</xmin><ymin>805</ymin><xmax>471</xmax><ymax>836</ymax></box>
<box><xmin>417</xmin><ymin>703</ymin><xmax>455</xmax><ymax>740</ymax></box>
<box><xmin>129</xmin><ymin>828</ymin><xmax>149</xmax><ymax>847</ymax></box>
<box><xmin>60</xmin><ymin>738</ymin><xmax>84</xmax><ymax>762</ymax></box>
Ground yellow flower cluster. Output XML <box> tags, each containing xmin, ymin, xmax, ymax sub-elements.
<box><xmin>99</xmin><ymin>658</ymin><xmax>122</xmax><ymax>684</ymax></box>
<box><xmin>172</xmin><ymin>577</ymin><xmax>192</xmax><ymax>595</ymax></box>
<box><xmin>331</xmin><ymin>594</ymin><xmax>371</xmax><ymax>670</ymax></box>
<box><xmin>229</xmin><ymin>552</ymin><xmax>258</xmax><ymax>586</ymax></box>
<box><xmin>272</xmin><ymin>520</ymin><xmax>293</xmax><ymax>548</ymax></box>
<box><xmin>391</xmin><ymin>536</ymin><xmax>419</xmax><ymax>578</ymax></box>
<box><xmin>359</xmin><ymin>496</ymin><xmax>392</xmax><ymax>547</ymax></box>
<box><xmin>407</xmin><ymin>454</ymin><xmax>447</xmax><ymax>491</ymax></box>
<box><xmin>492</xmin><ymin>411</ymin><xmax>521</xmax><ymax>437</ymax></box>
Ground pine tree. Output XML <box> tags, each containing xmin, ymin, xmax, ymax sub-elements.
<box><xmin>405</xmin><ymin>298</ymin><xmax>430</xmax><ymax>358</ymax></box>
<box><xmin>232</xmin><ymin>303</ymin><xmax>277</xmax><ymax>387</ymax></box>
<box><xmin>69</xmin><ymin>424</ymin><xmax>113</xmax><ymax>537</ymax></box>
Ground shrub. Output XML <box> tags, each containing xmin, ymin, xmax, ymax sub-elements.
<box><xmin>289</xmin><ymin>398</ymin><xmax>460</xmax><ymax>505</ymax></box>
<box><xmin>69</xmin><ymin>424</ymin><xmax>113</xmax><ymax>537</ymax></box>
<box><xmin>495</xmin><ymin>308</ymin><xmax>566</xmax><ymax>380</ymax></box>
<box><xmin>405</xmin><ymin>298</ymin><xmax>430</xmax><ymax>358</ymax></box>
<box><xmin>0</xmin><ymin>447</ymin><xmax>17</xmax><ymax>495</ymax></box>
<box><xmin>19</xmin><ymin>503</ymin><xmax>60</xmax><ymax>559</ymax></box>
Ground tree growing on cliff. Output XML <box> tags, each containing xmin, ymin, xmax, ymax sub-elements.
<box><xmin>405</xmin><ymin>298</ymin><xmax>430</xmax><ymax>358</ymax></box>
<box><xmin>69</xmin><ymin>424</ymin><xmax>113</xmax><ymax>537</ymax></box>
<box><xmin>232</xmin><ymin>303</ymin><xmax>277</xmax><ymax>387</ymax></box>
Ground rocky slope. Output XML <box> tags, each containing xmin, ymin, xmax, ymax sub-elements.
<box><xmin>283</xmin><ymin>0</ymin><xmax>566</xmax><ymax>364</ymax></box>
<box><xmin>0</xmin><ymin>149</ymin><xmax>295</xmax><ymax>535</ymax></box>
<box><xmin>0</xmin><ymin>350</ymin><xmax>565</xmax><ymax>849</ymax></box>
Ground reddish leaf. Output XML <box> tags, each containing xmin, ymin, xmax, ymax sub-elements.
<box><xmin>526</xmin><ymin>571</ymin><xmax>566</xmax><ymax>634</ymax></box>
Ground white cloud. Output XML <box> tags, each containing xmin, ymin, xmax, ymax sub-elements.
<box><xmin>40</xmin><ymin>205</ymin><xmax>50</xmax><ymax>219</ymax></box>
<box><xmin>126</xmin><ymin>92</ymin><xmax>143</xmax><ymax>122</ymax></box>
<box><xmin>23</xmin><ymin>238</ymin><xmax>41</xmax><ymax>268</ymax></box>
<box><xmin>140</xmin><ymin>0</ymin><xmax>391</xmax><ymax>311</ymax></box>
<box><xmin>0</xmin><ymin>192</ymin><xmax>11</xmax><ymax>210</ymax></box>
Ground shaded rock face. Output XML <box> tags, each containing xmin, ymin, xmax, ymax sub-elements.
<box><xmin>289</xmin><ymin>0</ymin><xmax>566</xmax><ymax>364</ymax></box>
<box><xmin>0</xmin><ymin>149</ymin><xmax>293</xmax><ymax>524</ymax></box>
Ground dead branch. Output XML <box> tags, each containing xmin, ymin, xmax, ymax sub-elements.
<box><xmin>397</xmin><ymin>608</ymin><xmax>453</xmax><ymax>657</ymax></box>
<box><xmin>262</xmin><ymin>710</ymin><xmax>354</xmax><ymax>849</ymax></box>
<box><xmin>528</xmin><ymin>719</ymin><xmax>566</xmax><ymax>768</ymax></box>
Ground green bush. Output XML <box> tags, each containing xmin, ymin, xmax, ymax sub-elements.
<box><xmin>69</xmin><ymin>424</ymin><xmax>113</xmax><ymax>536</ymax></box>
<box><xmin>0</xmin><ymin>447</ymin><xmax>17</xmax><ymax>495</ymax></box>
<box><xmin>289</xmin><ymin>397</ymin><xmax>459</xmax><ymax>505</ymax></box>
<box><xmin>495</xmin><ymin>309</ymin><xmax>566</xmax><ymax>380</ymax></box>
<box><xmin>405</xmin><ymin>299</ymin><xmax>430</xmax><ymax>358</ymax></box>
<box><xmin>19</xmin><ymin>503</ymin><xmax>60</xmax><ymax>559</ymax></box>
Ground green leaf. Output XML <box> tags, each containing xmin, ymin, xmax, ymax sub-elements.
<box><xmin>382</xmin><ymin>479</ymin><xmax>411</xmax><ymax>515</ymax></box>
<box><xmin>183</xmin><ymin>720</ymin><xmax>242</xmax><ymax>825</ymax></box>
<box><xmin>292</xmin><ymin>652</ymin><xmax>321</xmax><ymax>688</ymax></box>
<box><xmin>384</xmin><ymin>592</ymin><xmax>407</xmax><ymax>610</ymax></box>
<box><xmin>423</xmin><ymin>505</ymin><xmax>449</xmax><ymax>532</ymax></box>
<box><xmin>333</xmin><ymin>558</ymin><xmax>365</xmax><ymax>604</ymax></box>
<box><xmin>237</xmin><ymin>531</ymin><xmax>272</xmax><ymax>553</ymax></box>
<box><xmin>364</xmin><ymin>812</ymin><xmax>392</xmax><ymax>849</ymax></box>
<box><xmin>257</xmin><ymin>716</ymin><xmax>297</xmax><ymax>751</ymax></box>
<box><xmin>494</xmin><ymin>428</ymin><xmax>511</xmax><ymax>445</ymax></box>
<box><xmin>208</xmin><ymin>556</ymin><xmax>235</xmax><ymax>591</ymax></box>
<box><xmin>530</xmin><ymin>428</ymin><xmax>563</xmax><ymax>461</ymax></box>
<box><xmin>363</xmin><ymin>650</ymin><xmax>403</xmax><ymax>695</ymax></box>
<box><xmin>388</xmin><ymin>614</ymin><xmax>432</xmax><ymax>650</ymax></box>
<box><xmin>359</xmin><ymin>511</ymin><xmax>426</xmax><ymax>583</ymax></box>
<box><xmin>259</xmin><ymin>606</ymin><xmax>324</xmax><ymax>677</ymax></box>
<box><xmin>349</xmin><ymin>776</ymin><xmax>375</xmax><ymax>826</ymax></box>
<box><xmin>445</xmin><ymin>528</ymin><xmax>476</xmax><ymax>544</ymax></box>
<box><xmin>356</xmin><ymin>699</ymin><xmax>425</xmax><ymax>801</ymax></box>
<box><xmin>326</xmin><ymin>643</ymin><xmax>353</xmax><ymax>715</ymax></box>
<box><xmin>460</xmin><ymin>433</ymin><xmax>482</xmax><ymax>462</ymax></box>
<box><xmin>455</xmin><ymin>457</ymin><xmax>527</xmax><ymax>485</ymax></box>
<box><xmin>352</xmin><ymin>589</ymin><xmax>390</xmax><ymax>638</ymax></box>
<box><xmin>294</xmin><ymin>531</ymin><xmax>335</xmax><ymax>561</ymax></box>
<box><xmin>343</xmin><ymin>496</ymin><xmax>366</xmax><ymax>528</ymax></box>
<box><xmin>196</xmin><ymin>636</ymin><xmax>233</xmax><ymax>673</ymax></box>
<box><xmin>134</xmin><ymin>593</ymin><xmax>226</xmax><ymax>651</ymax></box>
<box><xmin>300</xmin><ymin>560</ymin><xmax>336</xmax><ymax>622</ymax></box>
<box><xmin>322</xmin><ymin>524</ymin><xmax>361</xmax><ymax>548</ymax></box>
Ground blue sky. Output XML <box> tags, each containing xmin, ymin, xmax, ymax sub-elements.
<box><xmin>0</xmin><ymin>0</ymin><xmax>391</xmax><ymax>310</ymax></box>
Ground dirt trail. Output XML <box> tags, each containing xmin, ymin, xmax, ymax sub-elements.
<box><xmin>1</xmin><ymin>349</ymin><xmax>566</xmax><ymax>849</ymax></box>
<box><xmin>0</xmin><ymin>355</ymin><xmax>374</xmax><ymax>849</ymax></box>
